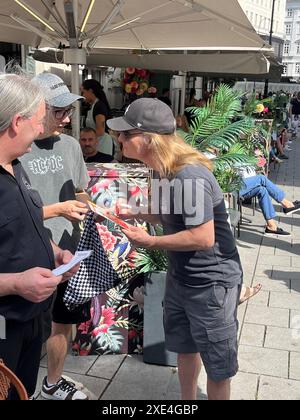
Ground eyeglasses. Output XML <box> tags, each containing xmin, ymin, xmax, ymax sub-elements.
<box><xmin>120</xmin><ymin>130</ymin><xmax>143</xmax><ymax>140</ymax></box>
<box><xmin>52</xmin><ymin>106</ymin><xmax>75</xmax><ymax>120</ymax></box>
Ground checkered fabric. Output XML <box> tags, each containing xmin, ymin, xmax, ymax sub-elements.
<box><xmin>63</xmin><ymin>213</ymin><xmax>120</xmax><ymax>311</ymax></box>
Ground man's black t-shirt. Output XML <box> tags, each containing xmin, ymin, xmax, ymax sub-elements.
<box><xmin>0</xmin><ymin>160</ymin><xmax>55</xmax><ymax>322</ymax></box>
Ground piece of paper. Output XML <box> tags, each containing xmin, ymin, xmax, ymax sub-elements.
<box><xmin>52</xmin><ymin>250</ymin><xmax>93</xmax><ymax>276</ymax></box>
<box><xmin>87</xmin><ymin>200</ymin><xmax>130</xmax><ymax>229</ymax></box>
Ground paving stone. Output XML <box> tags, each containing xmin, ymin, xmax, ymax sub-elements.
<box><xmin>245</xmin><ymin>304</ymin><xmax>289</xmax><ymax>328</ymax></box>
<box><xmin>105</xmin><ymin>355</ymin><xmax>173</xmax><ymax>398</ymax></box>
<box><xmin>265</xmin><ymin>326</ymin><xmax>300</xmax><ymax>352</ymax></box>
<box><xmin>290</xmin><ymin>352</ymin><xmax>300</xmax><ymax>380</ymax></box>
<box><xmin>291</xmin><ymin>257</ymin><xmax>300</xmax><ymax>267</ymax></box>
<box><xmin>290</xmin><ymin>310</ymin><xmax>300</xmax><ymax>329</ymax></box>
<box><xmin>290</xmin><ymin>279</ymin><xmax>300</xmax><ymax>294</ymax></box>
<box><xmin>240</xmin><ymin>323</ymin><xmax>265</xmax><ymax>347</ymax></box>
<box><xmin>254</xmin><ymin>265</ymin><xmax>273</xmax><ymax>278</ymax></box>
<box><xmin>239</xmin><ymin>345</ymin><xmax>289</xmax><ymax>377</ymax></box>
<box><xmin>231</xmin><ymin>372</ymin><xmax>258</xmax><ymax>400</ymax></box>
<box><xmin>40</xmin><ymin>354</ymin><xmax>99</xmax><ymax>375</ymax></box>
<box><xmin>258</xmin><ymin>376</ymin><xmax>300</xmax><ymax>400</ymax></box>
<box><xmin>272</xmin><ymin>268</ymin><xmax>300</xmax><ymax>281</ymax></box>
<box><xmin>247</xmin><ymin>290</ymin><xmax>269</xmax><ymax>306</ymax></box>
<box><xmin>254</xmin><ymin>276</ymin><xmax>290</xmax><ymax>293</ymax></box>
<box><xmin>88</xmin><ymin>355</ymin><xmax>126</xmax><ymax>380</ymax></box>
<box><xmin>257</xmin><ymin>255</ymin><xmax>291</xmax><ymax>267</ymax></box>
<box><xmin>269</xmin><ymin>291</ymin><xmax>300</xmax><ymax>310</ymax></box>
<box><xmin>259</xmin><ymin>246</ymin><xmax>275</xmax><ymax>255</ymax></box>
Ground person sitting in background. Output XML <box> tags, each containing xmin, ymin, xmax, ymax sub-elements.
<box><xmin>239</xmin><ymin>169</ymin><xmax>300</xmax><ymax>236</ymax></box>
<box><xmin>80</xmin><ymin>127</ymin><xmax>114</xmax><ymax>163</ymax></box>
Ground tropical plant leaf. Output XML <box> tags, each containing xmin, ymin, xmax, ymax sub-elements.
<box><xmin>196</xmin><ymin>118</ymin><xmax>255</xmax><ymax>152</ymax></box>
<box><xmin>213</xmin><ymin>152</ymin><xmax>258</xmax><ymax>172</ymax></box>
<box><xmin>93</xmin><ymin>327</ymin><xmax>124</xmax><ymax>353</ymax></box>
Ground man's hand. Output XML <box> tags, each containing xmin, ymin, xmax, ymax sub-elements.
<box><xmin>122</xmin><ymin>225</ymin><xmax>155</xmax><ymax>249</ymax></box>
<box><xmin>54</xmin><ymin>249</ymin><xmax>80</xmax><ymax>282</ymax></box>
<box><xmin>59</xmin><ymin>200</ymin><xmax>88</xmax><ymax>222</ymax></box>
<box><xmin>15</xmin><ymin>268</ymin><xmax>62</xmax><ymax>303</ymax></box>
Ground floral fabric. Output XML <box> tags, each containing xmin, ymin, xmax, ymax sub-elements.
<box><xmin>72</xmin><ymin>163</ymin><xmax>150</xmax><ymax>355</ymax></box>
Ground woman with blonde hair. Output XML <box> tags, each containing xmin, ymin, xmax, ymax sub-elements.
<box><xmin>107</xmin><ymin>98</ymin><xmax>243</xmax><ymax>400</ymax></box>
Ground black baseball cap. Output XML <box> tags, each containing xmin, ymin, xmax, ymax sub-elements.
<box><xmin>107</xmin><ymin>98</ymin><xmax>176</xmax><ymax>134</ymax></box>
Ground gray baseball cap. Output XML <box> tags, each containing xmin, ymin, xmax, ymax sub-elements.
<box><xmin>107</xmin><ymin>98</ymin><xmax>176</xmax><ymax>134</ymax></box>
<box><xmin>33</xmin><ymin>73</ymin><xmax>83</xmax><ymax>107</ymax></box>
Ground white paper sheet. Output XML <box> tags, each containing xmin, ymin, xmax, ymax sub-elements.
<box><xmin>52</xmin><ymin>250</ymin><xmax>93</xmax><ymax>276</ymax></box>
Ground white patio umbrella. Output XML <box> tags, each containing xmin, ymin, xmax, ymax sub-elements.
<box><xmin>0</xmin><ymin>0</ymin><xmax>274</xmax><ymax>136</ymax></box>
<box><xmin>33</xmin><ymin>48</ymin><xmax>274</xmax><ymax>76</ymax></box>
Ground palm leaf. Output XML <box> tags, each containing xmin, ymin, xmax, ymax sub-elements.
<box><xmin>214</xmin><ymin>153</ymin><xmax>257</xmax><ymax>172</ymax></box>
<box><xmin>186</xmin><ymin>85</ymin><xmax>246</xmax><ymax>144</ymax></box>
<box><xmin>196</xmin><ymin>118</ymin><xmax>255</xmax><ymax>152</ymax></box>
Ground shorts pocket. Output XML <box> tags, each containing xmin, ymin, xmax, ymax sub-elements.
<box><xmin>209</xmin><ymin>285</ymin><xmax>228</xmax><ymax>309</ymax></box>
<box><xmin>206</xmin><ymin>322</ymin><xmax>238</xmax><ymax>369</ymax></box>
<box><xmin>206</xmin><ymin>322</ymin><xmax>237</xmax><ymax>343</ymax></box>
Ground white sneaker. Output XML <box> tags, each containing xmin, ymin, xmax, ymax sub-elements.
<box><xmin>41</xmin><ymin>377</ymin><xmax>89</xmax><ymax>400</ymax></box>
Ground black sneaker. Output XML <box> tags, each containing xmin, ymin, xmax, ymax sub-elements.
<box><xmin>265</xmin><ymin>227</ymin><xmax>291</xmax><ymax>236</ymax></box>
<box><xmin>283</xmin><ymin>201</ymin><xmax>300</xmax><ymax>216</ymax></box>
<box><xmin>278</xmin><ymin>154</ymin><xmax>289</xmax><ymax>160</ymax></box>
<box><xmin>41</xmin><ymin>376</ymin><xmax>88</xmax><ymax>400</ymax></box>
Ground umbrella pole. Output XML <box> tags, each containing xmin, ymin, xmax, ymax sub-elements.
<box><xmin>64</xmin><ymin>48</ymin><xmax>87</xmax><ymax>141</ymax></box>
<box><xmin>180</xmin><ymin>72</ymin><xmax>187</xmax><ymax>116</ymax></box>
<box><xmin>71</xmin><ymin>63</ymin><xmax>80</xmax><ymax>140</ymax></box>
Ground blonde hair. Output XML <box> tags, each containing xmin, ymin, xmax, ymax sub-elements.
<box><xmin>145</xmin><ymin>132</ymin><xmax>213</xmax><ymax>177</ymax></box>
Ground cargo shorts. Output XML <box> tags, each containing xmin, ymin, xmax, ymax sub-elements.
<box><xmin>164</xmin><ymin>275</ymin><xmax>241</xmax><ymax>382</ymax></box>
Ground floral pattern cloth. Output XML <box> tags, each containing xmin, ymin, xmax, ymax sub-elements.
<box><xmin>73</xmin><ymin>163</ymin><xmax>150</xmax><ymax>355</ymax></box>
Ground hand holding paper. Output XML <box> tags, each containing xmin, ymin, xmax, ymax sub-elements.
<box><xmin>52</xmin><ymin>250</ymin><xmax>93</xmax><ymax>277</ymax></box>
<box><xmin>87</xmin><ymin>200</ymin><xmax>131</xmax><ymax>229</ymax></box>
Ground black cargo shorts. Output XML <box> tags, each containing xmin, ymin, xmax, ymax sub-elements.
<box><xmin>164</xmin><ymin>276</ymin><xmax>241</xmax><ymax>382</ymax></box>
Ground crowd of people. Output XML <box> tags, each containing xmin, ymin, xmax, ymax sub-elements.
<box><xmin>1</xmin><ymin>67</ymin><xmax>300</xmax><ymax>401</ymax></box>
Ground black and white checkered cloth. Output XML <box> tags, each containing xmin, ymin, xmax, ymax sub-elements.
<box><xmin>63</xmin><ymin>213</ymin><xmax>120</xmax><ymax>311</ymax></box>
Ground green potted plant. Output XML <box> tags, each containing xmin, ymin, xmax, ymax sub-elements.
<box><xmin>181</xmin><ymin>84</ymin><xmax>259</xmax><ymax>192</ymax></box>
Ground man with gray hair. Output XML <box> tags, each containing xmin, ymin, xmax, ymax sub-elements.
<box><xmin>20</xmin><ymin>72</ymin><xmax>90</xmax><ymax>400</ymax></box>
<box><xmin>0</xmin><ymin>73</ymin><xmax>79</xmax><ymax>399</ymax></box>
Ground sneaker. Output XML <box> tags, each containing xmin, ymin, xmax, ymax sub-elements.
<box><xmin>41</xmin><ymin>376</ymin><xmax>88</xmax><ymax>400</ymax></box>
<box><xmin>283</xmin><ymin>201</ymin><xmax>300</xmax><ymax>216</ymax></box>
<box><xmin>278</xmin><ymin>154</ymin><xmax>289</xmax><ymax>160</ymax></box>
<box><xmin>265</xmin><ymin>227</ymin><xmax>290</xmax><ymax>236</ymax></box>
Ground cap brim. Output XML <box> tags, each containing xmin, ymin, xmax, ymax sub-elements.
<box><xmin>107</xmin><ymin>116</ymin><xmax>136</xmax><ymax>132</ymax></box>
<box><xmin>48</xmin><ymin>93</ymin><xmax>84</xmax><ymax>108</ymax></box>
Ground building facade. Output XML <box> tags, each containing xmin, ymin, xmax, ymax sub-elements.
<box><xmin>282</xmin><ymin>1</ymin><xmax>300</xmax><ymax>80</ymax></box>
<box><xmin>238</xmin><ymin>0</ymin><xmax>287</xmax><ymax>59</ymax></box>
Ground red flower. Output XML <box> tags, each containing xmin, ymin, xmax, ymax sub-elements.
<box><xmin>105</xmin><ymin>170</ymin><xmax>119</xmax><ymax>178</ymax></box>
<box><xmin>126</xmin><ymin>67</ymin><xmax>136</xmax><ymax>75</ymax></box>
<box><xmin>257</xmin><ymin>157</ymin><xmax>267</xmax><ymax>168</ymax></box>
<box><xmin>97</xmin><ymin>224</ymin><xmax>117</xmax><ymax>251</ymax></box>
<box><xmin>128</xmin><ymin>330</ymin><xmax>138</xmax><ymax>340</ymax></box>
<box><xmin>129</xmin><ymin>186</ymin><xmax>141</xmax><ymax>197</ymax></box>
<box><xmin>91</xmin><ymin>306</ymin><xmax>116</xmax><ymax>336</ymax></box>
<box><xmin>79</xmin><ymin>349</ymin><xmax>90</xmax><ymax>356</ymax></box>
